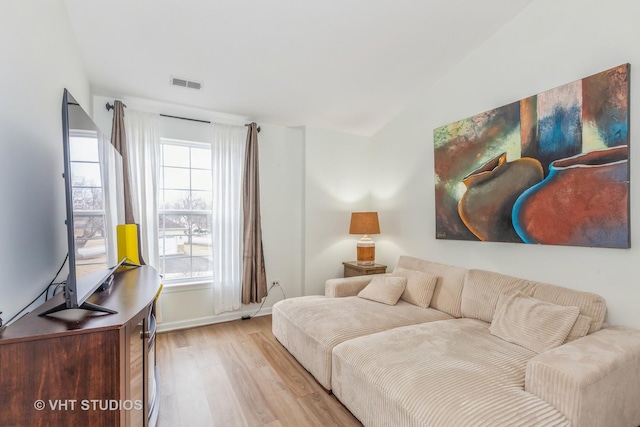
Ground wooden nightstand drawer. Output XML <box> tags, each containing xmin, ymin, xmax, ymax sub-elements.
<box><xmin>342</xmin><ymin>261</ymin><xmax>387</xmax><ymax>277</ymax></box>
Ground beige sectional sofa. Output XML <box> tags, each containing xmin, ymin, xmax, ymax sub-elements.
<box><xmin>272</xmin><ymin>256</ymin><xmax>640</xmax><ymax>427</ymax></box>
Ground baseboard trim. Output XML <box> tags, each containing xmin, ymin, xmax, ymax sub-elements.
<box><xmin>156</xmin><ymin>307</ymin><xmax>273</xmax><ymax>333</ymax></box>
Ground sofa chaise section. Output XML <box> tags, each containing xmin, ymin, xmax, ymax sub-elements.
<box><xmin>272</xmin><ymin>257</ymin><xmax>467</xmax><ymax>389</ymax></box>
<box><xmin>272</xmin><ymin>296</ymin><xmax>452</xmax><ymax>389</ymax></box>
<box><xmin>332</xmin><ymin>318</ymin><xmax>640</xmax><ymax>427</ymax></box>
<box><xmin>331</xmin><ymin>318</ymin><xmax>571</xmax><ymax>427</ymax></box>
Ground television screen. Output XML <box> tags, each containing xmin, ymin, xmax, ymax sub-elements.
<box><xmin>40</xmin><ymin>89</ymin><xmax>125</xmax><ymax>316</ymax></box>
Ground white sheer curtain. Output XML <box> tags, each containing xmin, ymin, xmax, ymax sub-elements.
<box><xmin>102</xmin><ymin>133</ymin><xmax>124</xmax><ymax>267</ymax></box>
<box><xmin>211</xmin><ymin>124</ymin><xmax>246</xmax><ymax>314</ymax></box>
<box><xmin>123</xmin><ymin>110</ymin><xmax>160</xmax><ymax>268</ymax></box>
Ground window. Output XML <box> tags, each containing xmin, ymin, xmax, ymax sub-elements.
<box><xmin>158</xmin><ymin>138</ymin><xmax>213</xmax><ymax>282</ymax></box>
<box><xmin>70</xmin><ymin>131</ymin><xmax>108</xmax><ymax>277</ymax></box>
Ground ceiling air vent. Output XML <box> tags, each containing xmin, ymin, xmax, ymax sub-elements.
<box><xmin>170</xmin><ymin>76</ymin><xmax>203</xmax><ymax>90</ymax></box>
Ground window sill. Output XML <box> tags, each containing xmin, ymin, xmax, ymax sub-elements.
<box><xmin>160</xmin><ymin>280</ymin><xmax>213</xmax><ymax>293</ymax></box>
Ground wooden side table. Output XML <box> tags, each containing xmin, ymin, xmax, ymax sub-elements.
<box><xmin>343</xmin><ymin>261</ymin><xmax>387</xmax><ymax>278</ymax></box>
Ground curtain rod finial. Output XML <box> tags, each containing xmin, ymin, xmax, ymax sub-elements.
<box><xmin>245</xmin><ymin>122</ymin><xmax>261</xmax><ymax>133</ymax></box>
<box><xmin>106</xmin><ymin>101</ymin><xmax>127</xmax><ymax>112</ymax></box>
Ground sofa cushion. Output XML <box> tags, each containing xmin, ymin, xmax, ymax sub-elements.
<box><xmin>565</xmin><ymin>314</ymin><xmax>591</xmax><ymax>343</ymax></box>
<box><xmin>332</xmin><ymin>318</ymin><xmax>569</xmax><ymax>426</ymax></box>
<box><xmin>357</xmin><ymin>276</ymin><xmax>406</xmax><ymax>305</ymax></box>
<box><xmin>395</xmin><ymin>256</ymin><xmax>467</xmax><ymax>317</ymax></box>
<box><xmin>461</xmin><ymin>269</ymin><xmax>606</xmax><ymax>333</ymax></box>
<box><xmin>461</xmin><ymin>269</ymin><xmax>538</xmax><ymax>323</ymax></box>
<box><xmin>490</xmin><ymin>292</ymin><xmax>580</xmax><ymax>353</ymax></box>
<box><xmin>529</xmin><ymin>282</ymin><xmax>606</xmax><ymax>334</ymax></box>
<box><xmin>394</xmin><ymin>267</ymin><xmax>438</xmax><ymax>308</ymax></box>
<box><xmin>495</xmin><ymin>293</ymin><xmax>592</xmax><ymax>344</ymax></box>
<box><xmin>272</xmin><ymin>296</ymin><xmax>454</xmax><ymax>389</ymax></box>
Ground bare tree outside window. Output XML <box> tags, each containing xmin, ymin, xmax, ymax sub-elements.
<box><xmin>158</xmin><ymin>139</ymin><xmax>213</xmax><ymax>282</ymax></box>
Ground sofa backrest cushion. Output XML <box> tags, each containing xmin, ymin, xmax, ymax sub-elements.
<box><xmin>395</xmin><ymin>256</ymin><xmax>467</xmax><ymax>317</ymax></box>
<box><xmin>461</xmin><ymin>269</ymin><xmax>607</xmax><ymax>333</ymax></box>
<box><xmin>461</xmin><ymin>269</ymin><xmax>538</xmax><ymax>323</ymax></box>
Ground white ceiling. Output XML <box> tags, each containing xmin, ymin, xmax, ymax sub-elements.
<box><xmin>64</xmin><ymin>0</ymin><xmax>535</xmax><ymax>136</ymax></box>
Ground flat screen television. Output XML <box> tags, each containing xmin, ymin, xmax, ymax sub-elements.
<box><xmin>40</xmin><ymin>89</ymin><xmax>126</xmax><ymax>316</ymax></box>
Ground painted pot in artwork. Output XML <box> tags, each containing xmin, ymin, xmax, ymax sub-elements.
<box><xmin>512</xmin><ymin>145</ymin><xmax>629</xmax><ymax>248</ymax></box>
<box><xmin>458</xmin><ymin>153</ymin><xmax>544</xmax><ymax>242</ymax></box>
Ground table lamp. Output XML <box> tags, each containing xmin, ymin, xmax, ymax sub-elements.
<box><xmin>349</xmin><ymin>212</ymin><xmax>380</xmax><ymax>265</ymax></box>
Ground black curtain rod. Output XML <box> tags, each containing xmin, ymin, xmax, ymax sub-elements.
<box><xmin>161</xmin><ymin>114</ymin><xmax>260</xmax><ymax>132</ymax></box>
<box><xmin>160</xmin><ymin>113</ymin><xmax>210</xmax><ymax>124</ymax></box>
<box><xmin>106</xmin><ymin>104</ymin><xmax>260</xmax><ymax>132</ymax></box>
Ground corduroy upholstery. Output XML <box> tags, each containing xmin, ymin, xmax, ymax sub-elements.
<box><xmin>272</xmin><ymin>256</ymin><xmax>640</xmax><ymax>426</ymax></box>
<box><xmin>526</xmin><ymin>326</ymin><xmax>640</xmax><ymax>427</ymax></box>
<box><xmin>332</xmin><ymin>319</ymin><xmax>570</xmax><ymax>426</ymax></box>
<box><xmin>394</xmin><ymin>256</ymin><xmax>467</xmax><ymax>317</ymax></box>
<box><xmin>357</xmin><ymin>275</ymin><xmax>407</xmax><ymax>305</ymax></box>
<box><xmin>461</xmin><ymin>268</ymin><xmax>607</xmax><ymax>332</ymax></box>
<box><xmin>489</xmin><ymin>291</ymin><xmax>580</xmax><ymax>353</ymax></box>
<box><xmin>272</xmin><ymin>296</ymin><xmax>453</xmax><ymax>389</ymax></box>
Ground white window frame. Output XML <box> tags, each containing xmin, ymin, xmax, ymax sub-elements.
<box><xmin>158</xmin><ymin>138</ymin><xmax>214</xmax><ymax>285</ymax></box>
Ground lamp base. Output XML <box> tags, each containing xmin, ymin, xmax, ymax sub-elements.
<box><xmin>356</xmin><ymin>235</ymin><xmax>375</xmax><ymax>266</ymax></box>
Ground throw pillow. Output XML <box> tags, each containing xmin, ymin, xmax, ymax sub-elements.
<box><xmin>357</xmin><ymin>276</ymin><xmax>407</xmax><ymax>305</ymax></box>
<box><xmin>394</xmin><ymin>267</ymin><xmax>439</xmax><ymax>308</ymax></box>
<box><xmin>564</xmin><ymin>314</ymin><xmax>592</xmax><ymax>343</ymax></box>
<box><xmin>494</xmin><ymin>293</ymin><xmax>592</xmax><ymax>344</ymax></box>
<box><xmin>489</xmin><ymin>291</ymin><xmax>580</xmax><ymax>353</ymax></box>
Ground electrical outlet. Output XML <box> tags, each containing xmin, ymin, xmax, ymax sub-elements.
<box><xmin>271</xmin><ymin>280</ymin><xmax>280</xmax><ymax>287</ymax></box>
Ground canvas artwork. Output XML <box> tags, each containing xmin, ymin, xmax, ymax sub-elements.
<box><xmin>433</xmin><ymin>63</ymin><xmax>630</xmax><ymax>248</ymax></box>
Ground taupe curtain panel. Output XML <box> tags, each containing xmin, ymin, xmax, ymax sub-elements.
<box><xmin>241</xmin><ymin>122</ymin><xmax>267</xmax><ymax>304</ymax></box>
<box><xmin>109</xmin><ymin>100</ymin><xmax>135</xmax><ymax>225</ymax></box>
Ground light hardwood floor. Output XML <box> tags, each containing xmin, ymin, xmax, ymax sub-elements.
<box><xmin>156</xmin><ymin>315</ymin><xmax>362</xmax><ymax>427</ymax></box>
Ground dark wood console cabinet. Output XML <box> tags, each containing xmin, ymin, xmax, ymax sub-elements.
<box><xmin>0</xmin><ymin>266</ymin><xmax>162</xmax><ymax>427</ymax></box>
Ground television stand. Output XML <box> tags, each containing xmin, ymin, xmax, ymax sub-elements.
<box><xmin>38</xmin><ymin>300</ymin><xmax>117</xmax><ymax>317</ymax></box>
<box><xmin>39</xmin><ymin>270</ymin><xmax>124</xmax><ymax>317</ymax></box>
<box><xmin>0</xmin><ymin>266</ymin><xmax>162</xmax><ymax>427</ymax></box>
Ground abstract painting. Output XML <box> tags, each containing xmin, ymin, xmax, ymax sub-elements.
<box><xmin>434</xmin><ymin>63</ymin><xmax>629</xmax><ymax>248</ymax></box>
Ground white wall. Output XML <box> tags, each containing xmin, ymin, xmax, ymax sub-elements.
<box><xmin>93</xmin><ymin>93</ymin><xmax>372</xmax><ymax>328</ymax></box>
<box><xmin>92</xmin><ymin>95</ymin><xmax>304</xmax><ymax>331</ymax></box>
<box><xmin>157</xmin><ymin>123</ymin><xmax>304</xmax><ymax>330</ymax></box>
<box><xmin>14</xmin><ymin>0</ymin><xmax>623</xmax><ymax>332</ymax></box>
<box><xmin>0</xmin><ymin>1</ymin><xmax>90</xmax><ymax>324</ymax></box>
<box><xmin>304</xmin><ymin>127</ymin><xmax>371</xmax><ymax>295</ymax></box>
<box><xmin>370</xmin><ymin>0</ymin><xmax>640</xmax><ymax>329</ymax></box>
<box><xmin>92</xmin><ymin>93</ymin><xmax>372</xmax><ymax>327</ymax></box>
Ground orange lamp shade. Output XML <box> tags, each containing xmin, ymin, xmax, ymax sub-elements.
<box><xmin>349</xmin><ymin>212</ymin><xmax>380</xmax><ymax>265</ymax></box>
<box><xmin>349</xmin><ymin>212</ymin><xmax>380</xmax><ymax>235</ymax></box>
